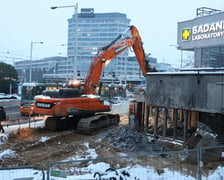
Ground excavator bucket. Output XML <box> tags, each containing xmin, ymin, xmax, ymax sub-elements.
<box><xmin>183</xmin><ymin>122</ymin><xmax>222</xmax><ymax>163</ymax></box>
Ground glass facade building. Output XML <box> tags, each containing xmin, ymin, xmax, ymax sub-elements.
<box><xmin>15</xmin><ymin>56</ymin><xmax>67</xmax><ymax>83</ymax></box>
<box><xmin>67</xmin><ymin>8</ymin><xmax>131</xmax><ymax>79</ymax></box>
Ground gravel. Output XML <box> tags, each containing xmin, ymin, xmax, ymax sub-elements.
<box><xmin>103</xmin><ymin>125</ymin><xmax>165</xmax><ymax>154</ymax></box>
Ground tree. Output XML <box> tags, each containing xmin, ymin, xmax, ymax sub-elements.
<box><xmin>182</xmin><ymin>51</ymin><xmax>194</xmax><ymax>68</ymax></box>
<box><xmin>0</xmin><ymin>62</ymin><xmax>18</xmax><ymax>94</ymax></box>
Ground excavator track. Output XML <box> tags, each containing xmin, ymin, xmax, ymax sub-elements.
<box><xmin>77</xmin><ymin>113</ymin><xmax>120</xmax><ymax>134</ymax></box>
<box><xmin>44</xmin><ymin>113</ymin><xmax>120</xmax><ymax>134</ymax></box>
<box><xmin>45</xmin><ymin>116</ymin><xmax>80</xmax><ymax>131</ymax></box>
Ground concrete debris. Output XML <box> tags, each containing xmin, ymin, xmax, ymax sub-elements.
<box><xmin>103</xmin><ymin>125</ymin><xmax>165</xmax><ymax>154</ymax></box>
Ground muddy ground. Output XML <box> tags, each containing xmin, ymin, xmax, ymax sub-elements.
<box><xmin>0</xmin><ymin>115</ymin><xmax>222</xmax><ymax>178</ymax></box>
<box><xmin>0</xmin><ymin>116</ymin><xmax>148</xmax><ymax>168</ymax></box>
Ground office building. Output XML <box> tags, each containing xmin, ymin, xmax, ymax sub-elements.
<box><xmin>15</xmin><ymin>8</ymin><xmax>164</xmax><ymax>83</ymax></box>
<box><xmin>178</xmin><ymin>7</ymin><xmax>224</xmax><ymax>68</ymax></box>
<box><xmin>15</xmin><ymin>56</ymin><xmax>67</xmax><ymax>83</ymax></box>
<box><xmin>67</xmin><ymin>8</ymin><xmax>131</xmax><ymax>79</ymax></box>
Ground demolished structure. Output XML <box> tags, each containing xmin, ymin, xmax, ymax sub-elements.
<box><xmin>132</xmin><ymin>69</ymin><xmax>224</xmax><ymax>144</ymax></box>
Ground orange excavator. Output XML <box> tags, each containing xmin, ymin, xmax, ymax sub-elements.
<box><xmin>33</xmin><ymin>25</ymin><xmax>149</xmax><ymax>133</ymax></box>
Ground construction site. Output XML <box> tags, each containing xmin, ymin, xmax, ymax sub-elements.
<box><xmin>0</xmin><ymin>69</ymin><xmax>224</xmax><ymax>179</ymax></box>
<box><xmin>0</xmin><ymin>6</ymin><xmax>224</xmax><ymax>180</ymax></box>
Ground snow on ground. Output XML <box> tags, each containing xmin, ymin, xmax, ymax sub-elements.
<box><xmin>0</xmin><ymin>149</ymin><xmax>16</xmax><ymax>159</ymax></box>
<box><xmin>0</xmin><ymin>148</ymin><xmax>223</xmax><ymax>179</ymax></box>
<box><xmin>0</xmin><ymin>112</ymin><xmax>223</xmax><ymax>179</ymax></box>
<box><xmin>0</xmin><ymin>135</ymin><xmax>223</xmax><ymax>179</ymax></box>
<box><xmin>0</xmin><ymin>120</ymin><xmax>44</xmax><ymax>144</ymax></box>
<box><xmin>3</xmin><ymin>119</ymin><xmax>45</xmax><ymax>134</ymax></box>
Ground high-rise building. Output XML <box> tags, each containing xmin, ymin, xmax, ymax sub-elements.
<box><xmin>67</xmin><ymin>8</ymin><xmax>131</xmax><ymax>80</ymax></box>
<box><xmin>15</xmin><ymin>8</ymin><xmax>166</xmax><ymax>83</ymax></box>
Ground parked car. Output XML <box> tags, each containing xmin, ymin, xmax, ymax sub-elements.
<box><xmin>20</xmin><ymin>103</ymin><xmax>34</xmax><ymax>116</ymax></box>
<box><xmin>109</xmin><ymin>97</ymin><xmax>121</xmax><ymax>104</ymax></box>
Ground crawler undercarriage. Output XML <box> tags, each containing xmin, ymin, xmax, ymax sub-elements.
<box><xmin>44</xmin><ymin>113</ymin><xmax>120</xmax><ymax>134</ymax></box>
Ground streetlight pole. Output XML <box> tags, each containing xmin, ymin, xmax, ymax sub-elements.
<box><xmin>51</xmin><ymin>3</ymin><xmax>78</xmax><ymax>79</ymax></box>
<box><xmin>58</xmin><ymin>44</ymin><xmax>68</xmax><ymax>81</ymax></box>
<box><xmin>29</xmin><ymin>41</ymin><xmax>44</xmax><ymax>83</ymax></box>
<box><xmin>74</xmin><ymin>3</ymin><xmax>78</xmax><ymax>79</ymax></box>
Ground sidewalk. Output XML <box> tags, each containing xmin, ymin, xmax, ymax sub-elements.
<box><xmin>1</xmin><ymin>119</ymin><xmax>44</xmax><ymax>135</ymax></box>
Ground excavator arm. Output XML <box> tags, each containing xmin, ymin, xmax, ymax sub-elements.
<box><xmin>84</xmin><ymin>25</ymin><xmax>148</xmax><ymax>94</ymax></box>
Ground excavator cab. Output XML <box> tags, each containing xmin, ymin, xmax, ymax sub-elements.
<box><xmin>58</xmin><ymin>88</ymin><xmax>81</xmax><ymax>98</ymax></box>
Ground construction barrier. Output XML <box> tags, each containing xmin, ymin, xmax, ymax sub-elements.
<box><xmin>0</xmin><ymin>146</ymin><xmax>223</xmax><ymax>180</ymax></box>
<box><xmin>0</xmin><ymin>166</ymin><xmax>45</xmax><ymax>180</ymax></box>
<box><xmin>45</xmin><ymin>145</ymin><xmax>224</xmax><ymax>180</ymax></box>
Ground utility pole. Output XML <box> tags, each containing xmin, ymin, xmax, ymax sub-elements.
<box><xmin>51</xmin><ymin>3</ymin><xmax>78</xmax><ymax>79</ymax></box>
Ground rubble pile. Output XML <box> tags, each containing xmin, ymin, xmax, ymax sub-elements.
<box><xmin>104</xmin><ymin>125</ymin><xmax>165</xmax><ymax>154</ymax></box>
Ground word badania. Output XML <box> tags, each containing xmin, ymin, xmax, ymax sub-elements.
<box><xmin>192</xmin><ymin>21</ymin><xmax>224</xmax><ymax>40</ymax></box>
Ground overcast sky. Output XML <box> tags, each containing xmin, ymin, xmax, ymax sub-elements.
<box><xmin>0</xmin><ymin>0</ymin><xmax>223</xmax><ymax>67</ymax></box>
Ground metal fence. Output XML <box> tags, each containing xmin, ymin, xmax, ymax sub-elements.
<box><xmin>0</xmin><ymin>146</ymin><xmax>223</xmax><ymax>180</ymax></box>
<box><xmin>46</xmin><ymin>145</ymin><xmax>224</xmax><ymax>180</ymax></box>
<box><xmin>0</xmin><ymin>166</ymin><xmax>45</xmax><ymax>180</ymax></box>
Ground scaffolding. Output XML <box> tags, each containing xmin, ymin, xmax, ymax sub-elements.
<box><xmin>196</xmin><ymin>7</ymin><xmax>221</xmax><ymax>17</ymax></box>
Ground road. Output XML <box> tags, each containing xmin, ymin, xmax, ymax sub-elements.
<box><xmin>0</xmin><ymin>99</ymin><xmax>20</xmax><ymax>120</ymax></box>
<box><xmin>0</xmin><ymin>98</ymin><xmax>130</xmax><ymax>128</ymax></box>
<box><xmin>110</xmin><ymin>99</ymin><xmax>130</xmax><ymax>116</ymax></box>
<box><xmin>0</xmin><ymin>99</ymin><xmax>44</xmax><ymax>128</ymax></box>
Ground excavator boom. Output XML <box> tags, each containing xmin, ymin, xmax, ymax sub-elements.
<box><xmin>84</xmin><ymin>25</ymin><xmax>148</xmax><ymax>94</ymax></box>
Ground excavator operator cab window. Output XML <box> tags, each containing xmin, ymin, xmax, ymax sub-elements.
<box><xmin>59</xmin><ymin>88</ymin><xmax>81</xmax><ymax>98</ymax></box>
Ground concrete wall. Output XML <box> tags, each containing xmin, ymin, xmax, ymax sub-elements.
<box><xmin>146</xmin><ymin>71</ymin><xmax>224</xmax><ymax>113</ymax></box>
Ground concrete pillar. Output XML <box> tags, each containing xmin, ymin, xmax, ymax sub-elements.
<box><xmin>163</xmin><ymin>108</ymin><xmax>168</xmax><ymax>137</ymax></box>
<box><xmin>173</xmin><ymin>109</ymin><xmax>178</xmax><ymax>140</ymax></box>
<box><xmin>145</xmin><ymin>104</ymin><xmax>150</xmax><ymax>130</ymax></box>
<box><xmin>136</xmin><ymin>102</ymin><xmax>143</xmax><ymax>131</ymax></box>
<box><xmin>183</xmin><ymin>110</ymin><xmax>189</xmax><ymax>142</ymax></box>
<box><xmin>154</xmin><ymin>107</ymin><xmax>159</xmax><ymax>138</ymax></box>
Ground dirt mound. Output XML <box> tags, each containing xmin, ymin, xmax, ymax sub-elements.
<box><xmin>10</xmin><ymin>128</ymin><xmax>34</xmax><ymax>139</ymax></box>
<box><xmin>0</xmin><ymin>116</ymin><xmax>221</xmax><ymax>177</ymax></box>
